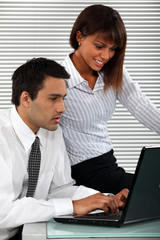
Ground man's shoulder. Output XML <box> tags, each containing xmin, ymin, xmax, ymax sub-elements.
<box><xmin>0</xmin><ymin>108</ymin><xmax>11</xmax><ymax>126</ymax></box>
<box><xmin>0</xmin><ymin>109</ymin><xmax>12</xmax><ymax>144</ymax></box>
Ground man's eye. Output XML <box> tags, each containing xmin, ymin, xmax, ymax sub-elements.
<box><xmin>50</xmin><ymin>97</ymin><xmax>57</xmax><ymax>101</ymax></box>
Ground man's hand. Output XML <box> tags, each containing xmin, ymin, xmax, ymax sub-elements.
<box><xmin>114</xmin><ymin>188</ymin><xmax>129</xmax><ymax>209</ymax></box>
<box><xmin>72</xmin><ymin>188</ymin><xmax>129</xmax><ymax>216</ymax></box>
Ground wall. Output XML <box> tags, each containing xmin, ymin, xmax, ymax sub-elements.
<box><xmin>0</xmin><ymin>0</ymin><xmax>160</xmax><ymax>172</ymax></box>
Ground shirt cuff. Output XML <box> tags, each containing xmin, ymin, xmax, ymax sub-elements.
<box><xmin>106</xmin><ymin>193</ymin><xmax>115</xmax><ymax>196</ymax></box>
<box><xmin>49</xmin><ymin>198</ymin><xmax>73</xmax><ymax>216</ymax></box>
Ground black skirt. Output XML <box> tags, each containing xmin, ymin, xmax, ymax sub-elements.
<box><xmin>71</xmin><ymin>149</ymin><xmax>134</xmax><ymax>194</ymax></box>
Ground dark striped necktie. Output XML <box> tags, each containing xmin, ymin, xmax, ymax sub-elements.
<box><xmin>26</xmin><ymin>136</ymin><xmax>41</xmax><ymax>197</ymax></box>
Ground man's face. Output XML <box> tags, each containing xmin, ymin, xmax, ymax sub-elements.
<box><xmin>26</xmin><ymin>76</ymin><xmax>66</xmax><ymax>133</ymax></box>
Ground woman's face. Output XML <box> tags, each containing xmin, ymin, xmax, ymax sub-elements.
<box><xmin>76</xmin><ymin>32</ymin><xmax>117</xmax><ymax>72</ymax></box>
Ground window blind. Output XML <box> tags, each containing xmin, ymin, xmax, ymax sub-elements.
<box><xmin>0</xmin><ymin>0</ymin><xmax>160</xmax><ymax>173</ymax></box>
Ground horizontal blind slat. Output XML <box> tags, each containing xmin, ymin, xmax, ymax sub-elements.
<box><xmin>0</xmin><ymin>0</ymin><xmax>160</xmax><ymax>173</ymax></box>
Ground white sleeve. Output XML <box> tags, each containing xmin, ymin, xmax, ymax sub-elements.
<box><xmin>117</xmin><ymin>67</ymin><xmax>160</xmax><ymax>134</ymax></box>
<box><xmin>47</xmin><ymin>130</ymin><xmax>99</xmax><ymax>200</ymax></box>
<box><xmin>0</xmin><ymin>128</ymin><xmax>99</xmax><ymax>229</ymax></box>
<box><xmin>0</xmin><ymin>148</ymin><xmax>73</xmax><ymax>229</ymax></box>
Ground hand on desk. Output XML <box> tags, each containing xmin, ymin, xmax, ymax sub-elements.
<box><xmin>72</xmin><ymin>188</ymin><xmax>129</xmax><ymax>216</ymax></box>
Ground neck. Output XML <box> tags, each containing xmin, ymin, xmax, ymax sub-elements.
<box><xmin>71</xmin><ymin>51</ymin><xmax>95</xmax><ymax>76</ymax></box>
<box><xmin>70</xmin><ymin>49</ymin><xmax>98</xmax><ymax>81</ymax></box>
<box><xmin>16</xmin><ymin>106</ymin><xmax>39</xmax><ymax>134</ymax></box>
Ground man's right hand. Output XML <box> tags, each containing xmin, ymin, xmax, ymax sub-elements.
<box><xmin>72</xmin><ymin>188</ymin><xmax>129</xmax><ymax>216</ymax></box>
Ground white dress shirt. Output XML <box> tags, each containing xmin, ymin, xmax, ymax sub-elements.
<box><xmin>60</xmin><ymin>54</ymin><xmax>160</xmax><ymax>166</ymax></box>
<box><xmin>0</xmin><ymin>106</ymin><xmax>98</xmax><ymax>240</ymax></box>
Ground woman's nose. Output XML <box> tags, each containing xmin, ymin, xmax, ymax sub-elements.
<box><xmin>101</xmin><ymin>49</ymin><xmax>111</xmax><ymax>61</ymax></box>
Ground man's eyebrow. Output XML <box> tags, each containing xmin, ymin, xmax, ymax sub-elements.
<box><xmin>48</xmin><ymin>93</ymin><xmax>67</xmax><ymax>98</ymax></box>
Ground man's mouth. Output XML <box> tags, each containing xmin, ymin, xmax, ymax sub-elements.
<box><xmin>52</xmin><ymin>116</ymin><xmax>61</xmax><ymax>123</ymax></box>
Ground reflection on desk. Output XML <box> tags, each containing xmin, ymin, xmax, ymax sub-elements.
<box><xmin>22</xmin><ymin>219</ymin><xmax>160</xmax><ymax>240</ymax></box>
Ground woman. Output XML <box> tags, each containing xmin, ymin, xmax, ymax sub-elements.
<box><xmin>60</xmin><ymin>4</ymin><xmax>160</xmax><ymax>194</ymax></box>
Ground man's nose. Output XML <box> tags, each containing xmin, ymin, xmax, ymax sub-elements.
<box><xmin>56</xmin><ymin>99</ymin><xmax>65</xmax><ymax>114</ymax></box>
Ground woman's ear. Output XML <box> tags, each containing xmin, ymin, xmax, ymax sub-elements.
<box><xmin>76</xmin><ymin>30</ymin><xmax>84</xmax><ymax>44</ymax></box>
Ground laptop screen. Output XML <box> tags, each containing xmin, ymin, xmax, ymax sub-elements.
<box><xmin>54</xmin><ymin>146</ymin><xmax>160</xmax><ymax>227</ymax></box>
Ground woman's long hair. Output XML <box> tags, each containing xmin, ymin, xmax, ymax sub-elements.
<box><xmin>70</xmin><ymin>4</ymin><xmax>127</xmax><ymax>91</ymax></box>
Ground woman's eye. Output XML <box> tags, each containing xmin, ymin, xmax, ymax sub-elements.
<box><xmin>95</xmin><ymin>44</ymin><xmax>103</xmax><ymax>49</ymax></box>
<box><xmin>111</xmin><ymin>47</ymin><xmax>117</xmax><ymax>51</ymax></box>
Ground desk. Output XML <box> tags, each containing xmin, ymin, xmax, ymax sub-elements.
<box><xmin>22</xmin><ymin>219</ymin><xmax>160</xmax><ymax>240</ymax></box>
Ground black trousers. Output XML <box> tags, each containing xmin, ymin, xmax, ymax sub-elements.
<box><xmin>71</xmin><ymin>150</ymin><xmax>134</xmax><ymax>194</ymax></box>
<box><xmin>9</xmin><ymin>226</ymin><xmax>23</xmax><ymax>240</ymax></box>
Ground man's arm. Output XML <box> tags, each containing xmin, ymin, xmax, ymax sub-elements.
<box><xmin>0</xmin><ymin>147</ymin><xmax>128</xmax><ymax>229</ymax></box>
<box><xmin>48</xmin><ymin>128</ymin><xmax>129</xmax><ymax>216</ymax></box>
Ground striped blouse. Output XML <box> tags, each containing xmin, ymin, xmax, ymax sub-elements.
<box><xmin>60</xmin><ymin>54</ymin><xmax>160</xmax><ymax>166</ymax></box>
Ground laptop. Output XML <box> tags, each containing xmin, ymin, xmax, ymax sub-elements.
<box><xmin>54</xmin><ymin>146</ymin><xmax>160</xmax><ymax>227</ymax></box>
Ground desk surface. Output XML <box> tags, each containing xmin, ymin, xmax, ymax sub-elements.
<box><xmin>22</xmin><ymin>219</ymin><xmax>160</xmax><ymax>240</ymax></box>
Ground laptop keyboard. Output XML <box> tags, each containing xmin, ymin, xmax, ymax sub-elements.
<box><xmin>76</xmin><ymin>211</ymin><xmax>123</xmax><ymax>221</ymax></box>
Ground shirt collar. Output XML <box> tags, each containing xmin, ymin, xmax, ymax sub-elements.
<box><xmin>63</xmin><ymin>53</ymin><xmax>104</xmax><ymax>90</ymax></box>
<box><xmin>63</xmin><ymin>54</ymin><xmax>84</xmax><ymax>88</ymax></box>
<box><xmin>10</xmin><ymin>106</ymin><xmax>44</xmax><ymax>152</ymax></box>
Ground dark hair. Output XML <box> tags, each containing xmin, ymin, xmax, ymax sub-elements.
<box><xmin>70</xmin><ymin>4</ymin><xmax>127</xmax><ymax>91</ymax></box>
<box><xmin>11</xmin><ymin>57</ymin><xmax>70</xmax><ymax>106</ymax></box>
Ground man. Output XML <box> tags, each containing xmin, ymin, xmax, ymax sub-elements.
<box><xmin>0</xmin><ymin>58</ymin><xmax>128</xmax><ymax>240</ymax></box>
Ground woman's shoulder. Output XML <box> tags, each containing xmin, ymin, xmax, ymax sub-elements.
<box><xmin>61</xmin><ymin>53</ymin><xmax>73</xmax><ymax>67</ymax></box>
<box><xmin>122</xmin><ymin>65</ymin><xmax>134</xmax><ymax>85</ymax></box>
